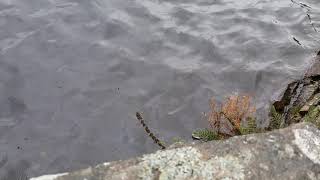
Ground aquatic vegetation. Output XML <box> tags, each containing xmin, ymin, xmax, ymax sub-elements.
<box><xmin>192</xmin><ymin>129</ymin><xmax>219</xmax><ymax>141</ymax></box>
<box><xmin>135</xmin><ymin>112</ymin><xmax>166</xmax><ymax>149</ymax></box>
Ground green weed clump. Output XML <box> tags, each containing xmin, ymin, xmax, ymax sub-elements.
<box><xmin>269</xmin><ymin>104</ymin><xmax>320</xmax><ymax>129</ymax></box>
<box><xmin>303</xmin><ymin>106</ymin><xmax>320</xmax><ymax>128</ymax></box>
<box><xmin>192</xmin><ymin>129</ymin><xmax>219</xmax><ymax>141</ymax></box>
<box><xmin>269</xmin><ymin>105</ymin><xmax>284</xmax><ymax>129</ymax></box>
<box><xmin>239</xmin><ymin>117</ymin><xmax>258</xmax><ymax>135</ymax></box>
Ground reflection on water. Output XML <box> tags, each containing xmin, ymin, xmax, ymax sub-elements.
<box><xmin>1</xmin><ymin>160</ymin><xmax>29</xmax><ymax>180</ymax></box>
<box><xmin>0</xmin><ymin>0</ymin><xmax>319</xmax><ymax>178</ymax></box>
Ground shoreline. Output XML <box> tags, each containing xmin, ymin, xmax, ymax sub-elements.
<box><xmin>31</xmin><ymin>51</ymin><xmax>320</xmax><ymax>180</ymax></box>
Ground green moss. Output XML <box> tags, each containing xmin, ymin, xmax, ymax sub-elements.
<box><xmin>192</xmin><ymin>129</ymin><xmax>219</xmax><ymax>142</ymax></box>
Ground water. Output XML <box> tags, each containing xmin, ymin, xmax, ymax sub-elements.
<box><xmin>0</xmin><ymin>0</ymin><xmax>319</xmax><ymax>178</ymax></box>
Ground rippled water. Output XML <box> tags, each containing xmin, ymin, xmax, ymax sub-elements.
<box><xmin>0</xmin><ymin>0</ymin><xmax>319</xmax><ymax>178</ymax></box>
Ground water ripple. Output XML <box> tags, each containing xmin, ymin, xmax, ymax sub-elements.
<box><xmin>0</xmin><ymin>0</ymin><xmax>319</xmax><ymax>178</ymax></box>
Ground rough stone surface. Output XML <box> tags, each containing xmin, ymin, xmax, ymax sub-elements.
<box><xmin>31</xmin><ymin>123</ymin><xmax>320</xmax><ymax>180</ymax></box>
<box><xmin>273</xmin><ymin>53</ymin><xmax>320</xmax><ymax>126</ymax></box>
<box><xmin>305</xmin><ymin>55</ymin><xmax>320</xmax><ymax>77</ymax></box>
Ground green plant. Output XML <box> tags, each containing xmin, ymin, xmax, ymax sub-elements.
<box><xmin>269</xmin><ymin>105</ymin><xmax>284</xmax><ymax>129</ymax></box>
<box><xmin>289</xmin><ymin>105</ymin><xmax>302</xmax><ymax>116</ymax></box>
<box><xmin>192</xmin><ymin>129</ymin><xmax>219</xmax><ymax>141</ymax></box>
<box><xmin>288</xmin><ymin>105</ymin><xmax>303</xmax><ymax>124</ymax></box>
<box><xmin>191</xmin><ymin>95</ymin><xmax>259</xmax><ymax>142</ymax></box>
<box><xmin>303</xmin><ymin>106</ymin><xmax>320</xmax><ymax>128</ymax></box>
<box><xmin>208</xmin><ymin>95</ymin><xmax>256</xmax><ymax>136</ymax></box>
<box><xmin>239</xmin><ymin>117</ymin><xmax>258</xmax><ymax>135</ymax></box>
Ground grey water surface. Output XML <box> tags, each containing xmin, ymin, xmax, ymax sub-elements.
<box><xmin>0</xmin><ymin>0</ymin><xmax>319</xmax><ymax>178</ymax></box>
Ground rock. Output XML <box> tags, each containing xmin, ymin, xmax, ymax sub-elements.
<box><xmin>300</xmin><ymin>93</ymin><xmax>320</xmax><ymax>113</ymax></box>
<box><xmin>273</xmin><ymin>52</ymin><xmax>320</xmax><ymax>125</ymax></box>
<box><xmin>272</xmin><ymin>77</ymin><xmax>319</xmax><ymax>125</ymax></box>
<box><xmin>31</xmin><ymin>123</ymin><xmax>320</xmax><ymax>180</ymax></box>
<box><xmin>305</xmin><ymin>55</ymin><xmax>320</xmax><ymax>77</ymax></box>
<box><xmin>294</xmin><ymin>81</ymin><xmax>319</xmax><ymax>108</ymax></box>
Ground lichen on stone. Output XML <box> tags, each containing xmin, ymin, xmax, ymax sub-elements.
<box><xmin>119</xmin><ymin>146</ymin><xmax>253</xmax><ymax>180</ymax></box>
<box><xmin>293</xmin><ymin>128</ymin><xmax>320</xmax><ymax>164</ymax></box>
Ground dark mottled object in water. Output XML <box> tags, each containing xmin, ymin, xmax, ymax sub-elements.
<box><xmin>135</xmin><ymin>112</ymin><xmax>166</xmax><ymax>149</ymax></box>
<box><xmin>293</xmin><ymin>37</ymin><xmax>301</xmax><ymax>45</ymax></box>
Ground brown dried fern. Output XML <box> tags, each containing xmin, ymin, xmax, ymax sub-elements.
<box><xmin>208</xmin><ymin>95</ymin><xmax>256</xmax><ymax>135</ymax></box>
